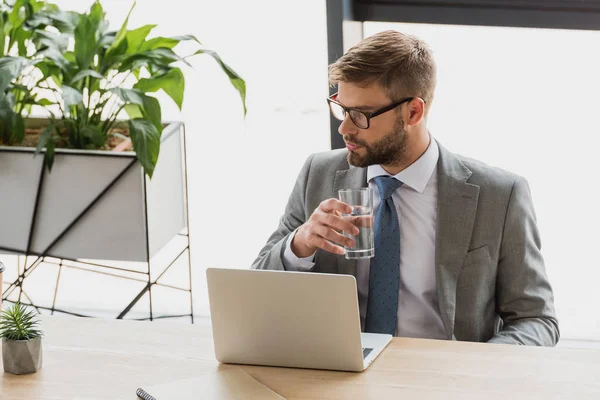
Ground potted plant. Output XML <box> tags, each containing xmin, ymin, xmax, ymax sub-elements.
<box><xmin>0</xmin><ymin>0</ymin><xmax>58</xmax><ymax>144</ymax></box>
<box><xmin>0</xmin><ymin>0</ymin><xmax>246</xmax><ymax>319</ymax></box>
<box><xmin>1</xmin><ymin>302</ymin><xmax>43</xmax><ymax>374</ymax></box>
<box><xmin>0</xmin><ymin>0</ymin><xmax>246</xmax><ymax>262</ymax></box>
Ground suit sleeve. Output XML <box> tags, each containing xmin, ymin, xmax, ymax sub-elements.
<box><xmin>489</xmin><ymin>177</ymin><xmax>560</xmax><ymax>346</ymax></box>
<box><xmin>251</xmin><ymin>155</ymin><xmax>315</xmax><ymax>271</ymax></box>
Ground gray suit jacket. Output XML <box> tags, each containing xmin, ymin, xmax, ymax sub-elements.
<box><xmin>252</xmin><ymin>140</ymin><xmax>559</xmax><ymax>346</ymax></box>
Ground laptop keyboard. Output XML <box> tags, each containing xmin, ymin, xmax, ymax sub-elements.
<box><xmin>362</xmin><ymin>347</ymin><xmax>373</xmax><ymax>359</ymax></box>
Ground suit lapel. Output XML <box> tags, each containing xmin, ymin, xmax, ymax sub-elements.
<box><xmin>333</xmin><ymin>166</ymin><xmax>368</xmax><ymax>277</ymax></box>
<box><xmin>435</xmin><ymin>141</ymin><xmax>480</xmax><ymax>339</ymax></box>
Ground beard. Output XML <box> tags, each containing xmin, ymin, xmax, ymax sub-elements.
<box><xmin>345</xmin><ymin>117</ymin><xmax>408</xmax><ymax>168</ymax></box>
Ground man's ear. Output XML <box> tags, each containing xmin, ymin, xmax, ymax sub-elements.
<box><xmin>406</xmin><ymin>98</ymin><xmax>425</xmax><ymax>127</ymax></box>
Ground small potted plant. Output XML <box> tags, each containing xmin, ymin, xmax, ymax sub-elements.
<box><xmin>0</xmin><ymin>302</ymin><xmax>44</xmax><ymax>375</ymax></box>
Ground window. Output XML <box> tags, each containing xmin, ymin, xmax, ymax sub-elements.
<box><xmin>364</xmin><ymin>21</ymin><xmax>600</xmax><ymax>340</ymax></box>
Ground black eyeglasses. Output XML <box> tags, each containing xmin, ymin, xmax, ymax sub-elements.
<box><xmin>327</xmin><ymin>92</ymin><xmax>416</xmax><ymax>129</ymax></box>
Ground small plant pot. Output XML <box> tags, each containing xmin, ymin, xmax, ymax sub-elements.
<box><xmin>2</xmin><ymin>337</ymin><xmax>43</xmax><ymax>374</ymax></box>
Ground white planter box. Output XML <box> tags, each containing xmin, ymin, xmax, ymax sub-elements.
<box><xmin>0</xmin><ymin>119</ymin><xmax>187</xmax><ymax>262</ymax></box>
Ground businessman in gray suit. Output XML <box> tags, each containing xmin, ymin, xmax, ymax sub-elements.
<box><xmin>252</xmin><ymin>30</ymin><xmax>559</xmax><ymax>346</ymax></box>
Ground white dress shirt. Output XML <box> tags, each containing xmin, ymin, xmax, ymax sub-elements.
<box><xmin>283</xmin><ymin>137</ymin><xmax>446</xmax><ymax>339</ymax></box>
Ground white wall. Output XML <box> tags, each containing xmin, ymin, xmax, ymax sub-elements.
<box><xmin>364</xmin><ymin>22</ymin><xmax>600</xmax><ymax>340</ymax></box>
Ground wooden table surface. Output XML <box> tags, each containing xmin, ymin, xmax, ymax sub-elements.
<box><xmin>1</xmin><ymin>315</ymin><xmax>599</xmax><ymax>399</ymax></box>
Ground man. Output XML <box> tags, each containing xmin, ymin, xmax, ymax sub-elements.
<box><xmin>252</xmin><ymin>30</ymin><xmax>559</xmax><ymax>346</ymax></box>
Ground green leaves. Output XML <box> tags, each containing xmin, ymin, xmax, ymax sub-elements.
<box><xmin>0</xmin><ymin>0</ymin><xmax>246</xmax><ymax>179</ymax></box>
<box><xmin>36</xmin><ymin>46</ymin><xmax>70</xmax><ymax>72</ymax></box>
<box><xmin>139</xmin><ymin>36</ymin><xmax>179</xmax><ymax>52</ymax></box>
<box><xmin>110</xmin><ymin>88</ymin><xmax>161</xmax><ymax>130</ymax></box>
<box><xmin>111</xmin><ymin>88</ymin><xmax>162</xmax><ymax>177</ymax></box>
<box><xmin>62</xmin><ymin>85</ymin><xmax>83</xmax><ymax>109</ymax></box>
<box><xmin>0</xmin><ymin>302</ymin><xmax>44</xmax><ymax>341</ymax></box>
<box><xmin>44</xmin><ymin>9</ymin><xmax>79</xmax><ymax>33</ymax></box>
<box><xmin>106</xmin><ymin>1</ymin><xmax>134</xmax><ymax>58</ymax></box>
<box><xmin>129</xmin><ymin>118</ymin><xmax>160</xmax><ymax>178</ymax></box>
<box><xmin>69</xmin><ymin>69</ymin><xmax>104</xmax><ymax>85</ymax></box>
<box><xmin>195</xmin><ymin>49</ymin><xmax>247</xmax><ymax>116</ymax></box>
<box><xmin>0</xmin><ymin>92</ymin><xmax>18</xmax><ymax>143</ymax></box>
<box><xmin>81</xmin><ymin>125</ymin><xmax>104</xmax><ymax>147</ymax></box>
<box><xmin>74</xmin><ymin>5</ymin><xmax>102</xmax><ymax>69</ymax></box>
<box><xmin>34</xmin><ymin>29</ymin><xmax>69</xmax><ymax>53</ymax></box>
<box><xmin>12</xmin><ymin>113</ymin><xmax>25</xmax><ymax>143</ymax></box>
<box><xmin>35</xmin><ymin>123</ymin><xmax>56</xmax><ymax>170</ymax></box>
<box><xmin>125</xmin><ymin>24</ymin><xmax>156</xmax><ymax>54</ymax></box>
<box><xmin>0</xmin><ymin>56</ymin><xmax>31</xmax><ymax>97</ymax></box>
<box><xmin>0</xmin><ymin>12</ymin><xmax>6</xmax><ymax>56</ymax></box>
<box><xmin>134</xmin><ymin>68</ymin><xmax>184</xmax><ymax>109</ymax></box>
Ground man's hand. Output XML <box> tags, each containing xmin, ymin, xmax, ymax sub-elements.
<box><xmin>291</xmin><ymin>198</ymin><xmax>361</xmax><ymax>258</ymax></box>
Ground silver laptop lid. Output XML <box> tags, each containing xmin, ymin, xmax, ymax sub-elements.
<box><xmin>206</xmin><ymin>268</ymin><xmax>365</xmax><ymax>371</ymax></box>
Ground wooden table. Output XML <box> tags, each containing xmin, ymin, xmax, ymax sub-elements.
<box><xmin>1</xmin><ymin>316</ymin><xmax>599</xmax><ymax>399</ymax></box>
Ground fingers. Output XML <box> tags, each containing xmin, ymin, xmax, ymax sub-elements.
<box><xmin>317</xmin><ymin>212</ymin><xmax>358</xmax><ymax>235</ymax></box>
<box><xmin>348</xmin><ymin>214</ymin><xmax>373</xmax><ymax>229</ymax></box>
<box><xmin>314</xmin><ymin>236</ymin><xmax>347</xmax><ymax>255</ymax></box>
<box><xmin>294</xmin><ymin>198</ymin><xmax>364</xmax><ymax>256</ymax></box>
<box><xmin>311</xmin><ymin>224</ymin><xmax>355</xmax><ymax>248</ymax></box>
<box><xmin>320</xmin><ymin>198</ymin><xmax>353</xmax><ymax>215</ymax></box>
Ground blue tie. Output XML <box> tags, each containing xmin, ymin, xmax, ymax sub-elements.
<box><xmin>365</xmin><ymin>176</ymin><xmax>403</xmax><ymax>335</ymax></box>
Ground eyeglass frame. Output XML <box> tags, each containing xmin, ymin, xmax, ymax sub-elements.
<box><xmin>327</xmin><ymin>92</ymin><xmax>423</xmax><ymax>129</ymax></box>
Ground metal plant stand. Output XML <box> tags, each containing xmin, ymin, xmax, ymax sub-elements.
<box><xmin>0</xmin><ymin>125</ymin><xmax>193</xmax><ymax>322</ymax></box>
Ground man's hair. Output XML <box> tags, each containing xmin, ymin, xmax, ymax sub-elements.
<box><xmin>329</xmin><ymin>30</ymin><xmax>437</xmax><ymax>112</ymax></box>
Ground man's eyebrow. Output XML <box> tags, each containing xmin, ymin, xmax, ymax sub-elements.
<box><xmin>337</xmin><ymin>99</ymin><xmax>378</xmax><ymax>110</ymax></box>
<box><xmin>351</xmin><ymin>104</ymin><xmax>378</xmax><ymax>110</ymax></box>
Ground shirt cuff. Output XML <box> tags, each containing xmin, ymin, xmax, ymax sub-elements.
<box><xmin>282</xmin><ymin>229</ymin><xmax>316</xmax><ymax>271</ymax></box>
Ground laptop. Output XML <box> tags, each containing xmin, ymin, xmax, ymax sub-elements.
<box><xmin>206</xmin><ymin>267</ymin><xmax>392</xmax><ymax>372</ymax></box>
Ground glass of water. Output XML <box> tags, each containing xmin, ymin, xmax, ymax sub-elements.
<box><xmin>338</xmin><ymin>188</ymin><xmax>374</xmax><ymax>259</ymax></box>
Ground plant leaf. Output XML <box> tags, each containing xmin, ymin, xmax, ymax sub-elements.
<box><xmin>62</xmin><ymin>85</ymin><xmax>83</xmax><ymax>109</ymax></box>
<box><xmin>33</xmin><ymin>98</ymin><xmax>55</xmax><ymax>106</ymax></box>
<box><xmin>0</xmin><ymin>92</ymin><xmax>15</xmax><ymax>114</ymax></box>
<box><xmin>74</xmin><ymin>11</ymin><xmax>99</xmax><ymax>69</ymax></box>
<box><xmin>0</xmin><ymin>12</ymin><xmax>5</xmax><ymax>56</ymax></box>
<box><xmin>194</xmin><ymin>49</ymin><xmax>246</xmax><ymax>116</ymax></box>
<box><xmin>69</xmin><ymin>69</ymin><xmax>104</xmax><ymax>85</ymax></box>
<box><xmin>45</xmin><ymin>136</ymin><xmax>56</xmax><ymax>171</ymax></box>
<box><xmin>125</xmin><ymin>24</ymin><xmax>156</xmax><ymax>54</ymax></box>
<box><xmin>118</xmin><ymin>48</ymin><xmax>190</xmax><ymax>73</ymax></box>
<box><xmin>152</xmin><ymin>47</ymin><xmax>190</xmax><ymax>66</ymax></box>
<box><xmin>11</xmin><ymin>113</ymin><xmax>24</xmax><ymax>143</ymax></box>
<box><xmin>99</xmin><ymin>31</ymin><xmax>115</xmax><ymax>47</ymax></box>
<box><xmin>36</xmin><ymin>47</ymin><xmax>70</xmax><ymax>72</ymax></box>
<box><xmin>134</xmin><ymin>67</ymin><xmax>184</xmax><ymax>109</ymax></box>
<box><xmin>110</xmin><ymin>88</ymin><xmax>161</xmax><ymax>130</ymax></box>
<box><xmin>140</xmin><ymin>94</ymin><xmax>161</xmax><ymax>131</ymax></box>
<box><xmin>14</xmin><ymin>26</ymin><xmax>29</xmax><ymax>57</ymax></box>
<box><xmin>139</xmin><ymin>36</ymin><xmax>179</xmax><ymax>52</ymax></box>
<box><xmin>81</xmin><ymin>124</ymin><xmax>104</xmax><ymax>147</ymax></box>
<box><xmin>124</xmin><ymin>103</ymin><xmax>143</xmax><ymax>119</ymax></box>
<box><xmin>171</xmin><ymin>34</ymin><xmax>201</xmax><ymax>45</ymax></box>
<box><xmin>106</xmin><ymin>1</ymin><xmax>134</xmax><ymax>57</ymax></box>
<box><xmin>0</xmin><ymin>56</ymin><xmax>31</xmax><ymax>98</ymax></box>
<box><xmin>88</xmin><ymin>1</ymin><xmax>104</xmax><ymax>27</ymax></box>
<box><xmin>35</xmin><ymin>123</ymin><xmax>54</xmax><ymax>154</ymax></box>
<box><xmin>109</xmin><ymin>87</ymin><xmax>144</xmax><ymax>105</ymax></box>
<box><xmin>0</xmin><ymin>302</ymin><xmax>43</xmax><ymax>341</ymax></box>
<box><xmin>45</xmin><ymin>9</ymin><xmax>79</xmax><ymax>33</ymax></box>
<box><xmin>34</xmin><ymin>29</ymin><xmax>69</xmax><ymax>52</ymax></box>
<box><xmin>129</xmin><ymin>118</ymin><xmax>159</xmax><ymax>178</ymax></box>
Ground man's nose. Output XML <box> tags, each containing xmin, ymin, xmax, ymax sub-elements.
<box><xmin>338</xmin><ymin>115</ymin><xmax>358</xmax><ymax>137</ymax></box>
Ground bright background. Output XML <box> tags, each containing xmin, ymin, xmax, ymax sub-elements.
<box><xmin>1</xmin><ymin>1</ymin><xmax>598</xmax><ymax>341</ymax></box>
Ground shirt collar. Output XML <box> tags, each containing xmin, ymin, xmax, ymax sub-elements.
<box><xmin>367</xmin><ymin>136</ymin><xmax>439</xmax><ymax>193</ymax></box>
